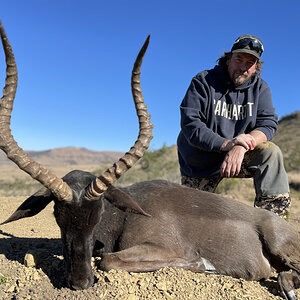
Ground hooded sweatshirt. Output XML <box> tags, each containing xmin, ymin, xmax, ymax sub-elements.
<box><xmin>177</xmin><ymin>64</ymin><xmax>278</xmax><ymax>177</ymax></box>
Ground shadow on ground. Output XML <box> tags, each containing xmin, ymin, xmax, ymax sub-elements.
<box><xmin>0</xmin><ymin>230</ymin><xmax>68</xmax><ymax>288</ymax></box>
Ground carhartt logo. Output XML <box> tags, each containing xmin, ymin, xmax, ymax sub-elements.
<box><xmin>213</xmin><ymin>100</ymin><xmax>253</xmax><ymax>120</ymax></box>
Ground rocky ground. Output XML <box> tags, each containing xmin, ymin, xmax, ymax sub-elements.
<box><xmin>1</xmin><ymin>192</ymin><xmax>300</xmax><ymax>300</ymax></box>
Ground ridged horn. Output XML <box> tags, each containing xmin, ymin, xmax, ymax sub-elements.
<box><xmin>85</xmin><ymin>35</ymin><xmax>153</xmax><ymax>200</ymax></box>
<box><xmin>0</xmin><ymin>21</ymin><xmax>73</xmax><ymax>201</ymax></box>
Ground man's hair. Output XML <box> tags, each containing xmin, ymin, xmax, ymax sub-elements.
<box><xmin>217</xmin><ymin>51</ymin><xmax>263</xmax><ymax>76</ymax></box>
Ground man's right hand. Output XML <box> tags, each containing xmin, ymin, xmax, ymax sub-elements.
<box><xmin>220</xmin><ymin>145</ymin><xmax>247</xmax><ymax>178</ymax></box>
<box><xmin>221</xmin><ymin>134</ymin><xmax>256</xmax><ymax>152</ymax></box>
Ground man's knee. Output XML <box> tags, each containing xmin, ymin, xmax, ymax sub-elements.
<box><xmin>255</xmin><ymin>142</ymin><xmax>283</xmax><ymax>160</ymax></box>
<box><xmin>248</xmin><ymin>142</ymin><xmax>284</xmax><ymax>167</ymax></box>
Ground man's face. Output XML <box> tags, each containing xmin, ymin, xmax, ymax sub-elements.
<box><xmin>227</xmin><ymin>52</ymin><xmax>257</xmax><ymax>87</ymax></box>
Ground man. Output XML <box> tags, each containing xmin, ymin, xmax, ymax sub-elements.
<box><xmin>177</xmin><ymin>35</ymin><xmax>290</xmax><ymax>219</ymax></box>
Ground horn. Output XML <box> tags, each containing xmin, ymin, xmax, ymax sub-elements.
<box><xmin>85</xmin><ymin>35</ymin><xmax>153</xmax><ymax>200</ymax></box>
<box><xmin>0</xmin><ymin>21</ymin><xmax>73</xmax><ymax>201</ymax></box>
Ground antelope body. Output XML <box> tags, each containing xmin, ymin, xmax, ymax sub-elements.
<box><xmin>1</xmin><ymin>22</ymin><xmax>300</xmax><ymax>300</ymax></box>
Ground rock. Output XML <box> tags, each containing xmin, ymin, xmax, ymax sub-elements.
<box><xmin>24</xmin><ymin>253</ymin><xmax>38</xmax><ymax>268</ymax></box>
<box><xmin>126</xmin><ymin>295</ymin><xmax>139</xmax><ymax>300</ymax></box>
<box><xmin>16</xmin><ymin>279</ymin><xmax>24</xmax><ymax>287</ymax></box>
<box><xmin>155</xmin><ymin>281</ymin><xmax>168</xmax><ymax>291</ymax></box>
<box><xmin>128</xmin><ymin>285</ymin><xmax>136</xmax><ymax>294</ymax></box>
<box><xmin>32</xmin><ymin>272</ymin><xmax>41</xmax><ymax>281</ymax></box>
<box><xmin>7</xmin><ymin>284</ymin><xmax>16</xmax><ymax>293</ymax></box>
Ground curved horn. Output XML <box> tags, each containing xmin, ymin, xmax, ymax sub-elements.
<box><xmin>0</xmin><ymin>21</ymin><xmax>73</xmax><ymax>201</ymax></box>
<box><xmin>85</xmin><ymin>35</ymin><xmax>153</xmax><ymax>200</ymax></box>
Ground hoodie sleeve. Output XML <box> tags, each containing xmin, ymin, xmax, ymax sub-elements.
<box><xmin>254</xmin><ymin>83</ymin><xmax>278</xmax><ymax>141</ymax></box>
<box><xmin>180</xmin><ymin>75</ymin><xmax>226</xmax><ymax>152</ymax></box>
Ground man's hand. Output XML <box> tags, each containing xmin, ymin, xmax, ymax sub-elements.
<box><xmin>220</xmin><ymin>145</ymin><xmax>247</xmax><ymax>178</ymax></box>
<box><xmin>220</xmin><ymin>130</ymin><xmax>267</xmax><ymax>178</ymax></box>
<box><xmin>221</xmin><ymin>134</ymin><xmax>256</xmax><ymax>152</ymax></box>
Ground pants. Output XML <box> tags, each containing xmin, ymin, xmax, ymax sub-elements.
<box><xmin>181</xmin><ymin>142</ymin><xmax>291</xmax><ymax>219</ymax></box>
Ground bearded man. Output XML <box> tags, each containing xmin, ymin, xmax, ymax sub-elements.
<box><xmin>177</xmin><ymin>35</ymin><xmax>290</xmax><ymax>219</ymax></box>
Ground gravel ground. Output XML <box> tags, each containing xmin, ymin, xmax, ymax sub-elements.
<box><xmin>1</xmin><ymin>194</ymin><xmax>300</xmax><ymax>300</ymax></box>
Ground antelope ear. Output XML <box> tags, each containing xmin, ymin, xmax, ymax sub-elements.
<box><xmin>104</xmin><ymin>186</ymin><xmax>151</xmax><ymax>217</ymax></box>
<box><xmin>1</xmin><ymin>187</ymin><xmax>53</xmax><ymax>225</ymax></box>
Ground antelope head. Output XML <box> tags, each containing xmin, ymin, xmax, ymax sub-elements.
<box><xmin>0</xmin><ymin>22</ymin><xmax>153</xmax><ymax>289</ymax></box>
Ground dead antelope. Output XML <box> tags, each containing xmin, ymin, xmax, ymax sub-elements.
<box><xmin>1</xmin><ymin>23</ymin><xmax>300</xmax><ymax>300</ymax></box>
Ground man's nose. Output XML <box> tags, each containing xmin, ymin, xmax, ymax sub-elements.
<box><xmin>240</xmin><ymin>62</ymin><xmax>249</xmax><ymax>72</ymax></box>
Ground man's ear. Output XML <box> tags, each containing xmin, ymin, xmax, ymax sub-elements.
<box><xmin>226</xmin><ymin>56</ymin><xmax>231</xmax><ymax>66</ymax></box>
<box><xmin>1</xmin><ymin>187</ymin><xmax>53</xmax><ymax>225</ymax></box>
<box><xmin>103</xmin><ymin>186</ymin><xmax>151</xmax><ymax>217</ymax></box>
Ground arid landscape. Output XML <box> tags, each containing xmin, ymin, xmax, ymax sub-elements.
<box><xmin>0</xmin><ymin>112</ymin><xmax>299</xmax><ymax>299</ymax></box>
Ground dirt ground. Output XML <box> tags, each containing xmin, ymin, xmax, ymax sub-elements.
<box><xmin>0</xmin><ymin>191</ymin><xmax>300</xmax><ymax>300</ymax></box>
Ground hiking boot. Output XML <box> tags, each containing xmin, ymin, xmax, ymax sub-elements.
<box><xmin>254</xmin><ymin>193</ymin><xmax>291</xmax><ymax>221</ymax></box>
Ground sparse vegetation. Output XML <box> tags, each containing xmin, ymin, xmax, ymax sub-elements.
<box><xmin>0</xmin><ymin>178</ymin><xmax>42</xmax><ymax>197</ymax></box>
<box><xmin>215</xmin><ymin>178</ymin><xmax>239</xmax><ymax>194</ymax></box>
<box><xmin>273</xmin><ymin>111</ymin><xmax>300</xmax><ymax>172</ymax></box>
<box><xmin>0</xmin><ymin>273</ymin><xmax>11</xmax><ymax>285</ymax></box>
<box><xmin>119</xmin><ymin>144</ymin><xmax>180</xmax><ymax>185</ymax></box>
<box><xmin>92</xmin><ymin>144</ymin><xmax>181</xmax><ymax>186</ymax></box>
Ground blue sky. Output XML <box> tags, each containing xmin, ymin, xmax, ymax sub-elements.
<box><xmin>1</xmin><ymin>1</ymin><xmax>299</xmax><ymax>152</ymax></box>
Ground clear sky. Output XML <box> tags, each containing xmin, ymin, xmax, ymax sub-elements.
<box><xmin>1</xmin><ymin>0</ymin><xmax>299</xmax><ymax>152</ymax></box>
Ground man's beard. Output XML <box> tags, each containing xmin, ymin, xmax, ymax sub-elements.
<box><xmin>232</xmin><ymin>71</ymin><xmax>254</xmax><ymax>87</ymax></box>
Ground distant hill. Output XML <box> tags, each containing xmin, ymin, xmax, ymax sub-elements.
<box><xmin>0</xmin><ymin>147</ymin><xmax>124</xmax><ymax>166</ymax></box>
<box><xmin>273</xmin><ymin>111</ymin><xmax>300</xmax><ymax>172</ymax></box>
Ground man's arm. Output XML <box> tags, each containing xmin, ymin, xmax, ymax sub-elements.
<box><xmin>220</xmin><ymin>130</ymin><xmax>267</xmax><ymax>178</ymax></box>
<box><xmin>180</xmin><ymin>76</ymin><xmax>227</xmax><ymax>152</ymax></box>
<box><xmin>221</xmin><ymin>129</ymin><xmax>267</xmax><ymax>151</ymax></box>
<box><xmin>220</xmin><ymin>82</ymin><xmax>275</xmax><ymax>178</ymax></box>
<box><xmin>249</xmin><ymin>129</ymin><xmax>267</xmax><ymax>145</ymax></box>
<box><xmin>221</xmin><ymin>133</ymin><xmax>256</xmax><ymax>151</ymax></box>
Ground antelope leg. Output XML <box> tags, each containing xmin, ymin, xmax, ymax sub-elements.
<box><xmin>278</xmin><ymin>271</ymin><xmax>300</xmax><ymax>300</ymax></box>
<box><xmin>97</xmin><ymin>243</ymin><xmax>216</xmax><ymax>273</ymax></box>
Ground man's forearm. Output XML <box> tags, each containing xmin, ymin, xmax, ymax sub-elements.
<box><xmin>221</xmin><ymin>130</ymin><xmax>268</xmax><ymax>152</ymax></box>
<box><xmin>221</xmin><ymin>134</ymin><xmax>256</xmax><ymax>151</ymax></box>
<box><xmin>249</xmin><ymin>130</ymin><xmax>267</xmax><ymax>146</ymax></box>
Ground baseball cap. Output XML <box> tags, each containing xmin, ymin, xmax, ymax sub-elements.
<box><xmin>231</xmin><ymin>35</ymin><xmax>264</xmax><ymax>59</ymax></box>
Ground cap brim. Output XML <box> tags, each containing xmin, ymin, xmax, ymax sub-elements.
<box><xmin>231</xmin><ymin>49</ymin><xmax>261</xmax><ymax>59</ymax></box>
